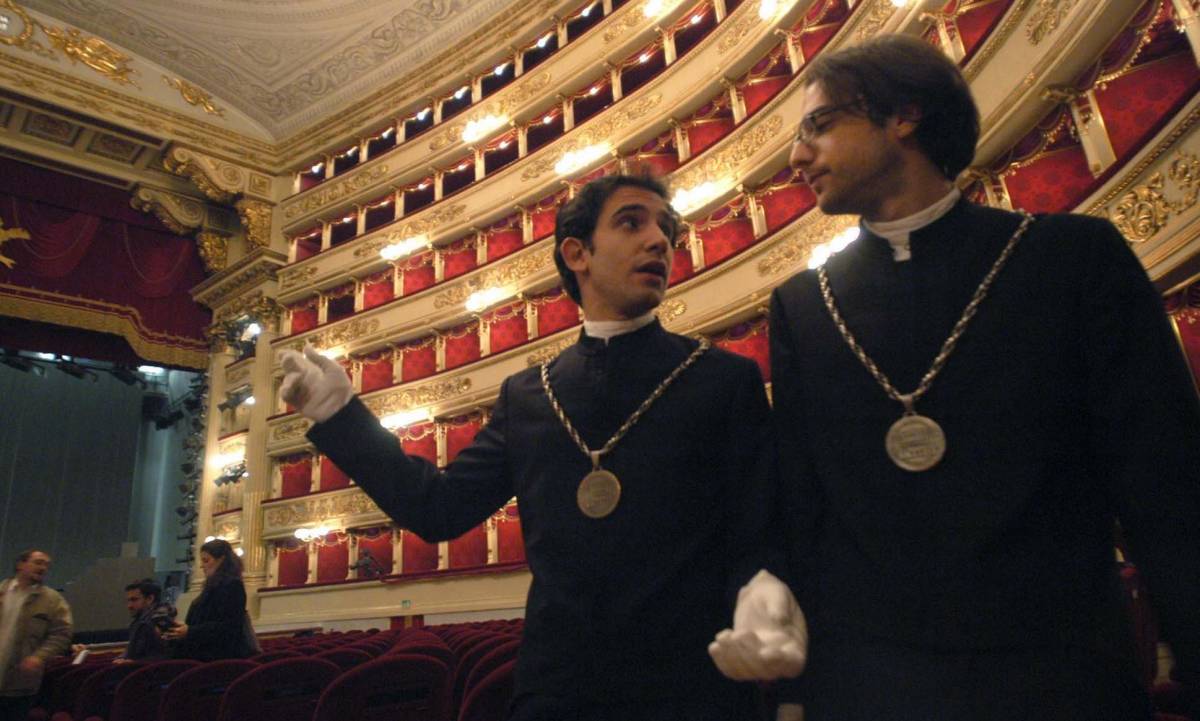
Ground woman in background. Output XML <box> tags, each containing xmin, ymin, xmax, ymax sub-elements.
<box><xmin>164</xmin><ymin>539</ymin><xmax>257</xmax><ymax>660</ymax></box>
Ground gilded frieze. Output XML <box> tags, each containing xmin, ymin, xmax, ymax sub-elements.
<box><xmin>0</xmin><ymin>2</ymin><xmax>137</xmax><ymax>84</ymax></box>
<box><xmin>352</xmin><ymin>204</ymin><xmax>469</xmax><ymax>259</ymax></box>
<box><xmin>717</xmin><ymin>11</ymin><xmax>759</xmax><ymax>54</ymax></box>
<box><xmin>0</xmin><ymin>217</ymin><xmax>30</xmax><ymax>270</ymax></box>
<box><xmin>1026</xmin><ymin>0</ymin><xmax>1078</xmax><ymax>45</ymax></box>
<box><xmin>658</xmin><ymin>299</ymin><xmax>687</xmax><ymax>325</ymax></box>
<box><xmin>1103</xmin><ymin>151</ymin><xmax>1200</xmax><ymax>244</ymax></box>
<box><xmin>236</xmin><ymin>199</ymin><xmax>273</xmax><ymax>248</ymax></box>
<box><xmin>363</xmin><ymin>377</ymin><xmax>472</xmax><ymax>417</ymax></box>
<box><xmin>603</xmin><ymin>2</ymin><xmax>646</xmax><ymax>43</ymax></box>
<box><xmin>284</xmin><ymin>165</ymin><xmax>389</xmax><ymax>221</ymax></box>
<box><xmin>279</xmin><ymin>266</ymin><xmax>318</xmax><ymax>292</ymax></box>
<box><xmin>213</xmin><ymin>519</ymin><xmax>241</xmax><ymax>542</ymax></box>
<box><xmin>429</xmin><ymin>123</ymin><xmax>467</xmax><ymax>152</ymax></box>
<box><xmin>856</xmin><ymin>0</ymin><xmax>900</xmax><ymax>40</ymax></box>
<box><xmin>213</xmin><ymin>291</ymin><xmax>284</xmax><ymax>328</ymax></box>
<box><xmin>263</xmin><ymin>490</ymin><xmax>381</xmax><ymax>530</ymax></box>
<box><xmin>757</xmin><ymin>213</ymin><xmax>856</xmax><ymax>277</ymax></box>
<box><xmin>163</xmin><ymin>76</ymin><xmax>225</xmax><ymax>117</ymax></box>
<box><xmin>272</xmin><ymin>418</ymin><xmax>313</xmax><ymax>442</ymax></box>
<box><xmin>526</xmin><ymin>336</ymin><xmax>576</xmax><ymax>366</ymax></box>
<box><xmin>196</xmin><ymin>231</ymin><xmax>230</xmax><ymax>273</ymax></box>
<box><xmin>673</xmin><ymin>116</ymin><xmax>784</xmax><ymax>190</ymax></box>
<box><xmin>519</xmin><ymin>94</ymin><xmax>663</xmax><ymax>182</ymax></box>
<box><xmin>194</xmin><ymin>250</ymin><xmax>287</xmax><ymax>310</ymax></box>
<box><xmin>434</xmin><ymin>246</ymin><xmax>554</xmax><ymax>309</ymax></box>
<box><xmin>282</xmin><ymin>318</ymin><xmax>381</xmax><ymax>353</ymax></box>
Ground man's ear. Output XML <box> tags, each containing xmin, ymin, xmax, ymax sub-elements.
<box><xmin>893</xmin><ymin>105</ymin><xmax>922</xmax><ymax>139</ymax></box>
<box><xmin>559</xmin><ymin>236</ymin><xmax>590</xmax><ymax>273</ymax></box>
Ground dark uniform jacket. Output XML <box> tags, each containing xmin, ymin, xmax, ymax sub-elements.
<box><xmin>174</xmin><ymin>580</ymin><xmax>251</xmax><ymax>662</ymax></box>
<box><xmin>769</xmin><ymin>200</ymin><xmax>1200</xmax><ymax>705</ymax></box>
<box><xmin>309</xmin><ymin>320</ymin><xmax>773</xmax><ymax>708</ymax></box>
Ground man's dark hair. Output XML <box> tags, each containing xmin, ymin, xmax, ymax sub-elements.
<box><xmin>14</xmin><ymin>549</ymin><xmax>47</xmax><ymax>571</ymax></box>
<box><xmin>804</xmin><ymin>34</ymin><xmax>979</xmax><ymax>179</ymax></box>
<box><xmin>553</xmin><ymin>174</ymin><xmax>677</xmax><ymax>304</ymax></box>
<box><xmin>125</xmin><ymin>578</ymin><xmax>162</xmax><ymax>603</ymax></box>
<box><xmin>199</xmin><ymin>538</ymin><xmax>243</xmax><ymax>591</ymax></box>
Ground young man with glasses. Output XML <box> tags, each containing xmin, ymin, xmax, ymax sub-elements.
<box><xmin>710</xmin><ymin>34</ymin><xmax>1200</xmax><ymax>721</ymax></box>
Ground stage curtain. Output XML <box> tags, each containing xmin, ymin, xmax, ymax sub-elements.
<box><xmin>361</xmin><ymin>268</ymin><xmax>394</xmax><ymax>310</ymax></box>
<box><xmin>487</xmin><ymin>301</ymin><xmax>528</xmax><ymax>355</ymax></box>
<box><xmin>448</xmin><ymin>525</ymin><xmax>489</xmax><ymax>568</ymax></box>
<box><xmin>319</xmin><ymin>454</ymin><xmax>352</xmax><ymax>491</ymax></box>
<box><xmin>0</xmin><ymin>159</ymin><xmax>210</xmax><ymax>368</ymax></box>
<box><xmin>399</xmin><ymin>335</ymin><xmax>437</xmax><ymax>382</ymax></box>
<box><xmin>443</xmin><ymin>321</ymin><xmax>480</xmax><ymax>370</ymax></box>
<box><xmin>440</xmin><ymin>236</ymin><xmax>478</xmax><ymax>281</ymax></box>
<box><xmin>277</xmin><ymin>453</ymin><xmax>313</xmax><ymax>498</ymax></box>
<box><xmin>276</xmin><ymin>541</ymin><xmax>309</xmax><ymax>586</ymax></box>
<box><xmin>401</xmin><ymin>530</ymin><xmax>439</xmax><ymax>573</ymax></box>
<box><xmin>359</xmin><ymin>348</ymin><xmax>395</xmax><ymax>392</ymax></box>
<box><xmin>399</xmin><ymin>422</ymin><xmax>438</xmax><ymax>465</ymax></box>
<box><xmin>496</xmin><ymin>503</ymin><xmax>525</xmax><ymax>562</ymax></box>
<box><xmin>697</xmin><ymin>200</ymin><xmax>757</xmax><ymax>267</ymax></box>
<box><xmin>531</xmin><ymin>288</ymin><xmax>579</xmax><ymax>336</ymax></box>
<box><xmin>316</xmin><ymin>533</ymin><xmax>349</xmax><ymax>583</ymax></box>
<box><xmin>354</xmin><ymin>527</ymin><xmax>394</xmax><ymax>578</ymax></box>
<box><xmin>486</xmin><ymin>214</ymin><xmax>524</xmax><ymax>262</ymax></box>
<box><xmin>288</xmin><ymin>297</ymin><xmax>319</xmax><ymax>334</ymax></box>
<box><xmin>400</xmin><ymin>251</ymin><xmax>436</xmax><ymax>295</ymax></box>
<box><xmin>710</xmin><ymin>318</ymin><xmax>771</xmax><ymax>382</ymax></box>
<box><xmin>444</xmin><ymin>412</ymin><xmax>483</xmax><ymax>463</ymax></box>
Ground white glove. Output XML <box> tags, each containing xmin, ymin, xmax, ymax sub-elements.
<box><xmin>708</xmin><ymin>569</ymin><xmax>808</xmax><ymax>681</ymax></box>
<box><xmin>278</xmin><ymin>344</ymin><xmax>354</xmax><ymax>423</ymax></box>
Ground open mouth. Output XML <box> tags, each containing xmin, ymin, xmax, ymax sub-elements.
<box><xmin>635</xmin><ymin>260</ymin><xmax>668</xmax><ymax>282</ymax></box>
<box><xmin>804</xmin><ymin>170</ymin><xmax>827</xmax><ymax>187</ymax></box>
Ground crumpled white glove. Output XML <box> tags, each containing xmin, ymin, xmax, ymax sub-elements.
<box><xmin>278</xmin><ymin>344</ymin><xmax>354</xmax><ymax>423</ymax></box>
<box><xmin>708</xmin><ymin>569</ymin><xmax>808</xmax><ymax>682</ymax></box>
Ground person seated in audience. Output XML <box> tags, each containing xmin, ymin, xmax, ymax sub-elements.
<box><xmin>279</xmin><ymin>174</ymin><xmax>778</xmax><ymax>721</ymax></box>
<box><xmin>115</xmin><ymin>578</ymin><xmax>175</xmax><ymax>663</ymax></box>
<box><xmin>164</xmin><ymin>539</ymin><xmax>258</xmax><ymax>661</ymax></box>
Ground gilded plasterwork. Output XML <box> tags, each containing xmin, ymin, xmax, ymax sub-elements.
<box><xmin>213</xmin><ymin>291</ymin><xmax>284</xmax><ymax>328</ymax></box>
<box><xmin>163</xmin><ymin>75</ymin><xmax>225</xmax><ymax>117</ymax></box>
<box><xmin>717</xmin><ymin>10</ymin><xmax>758</xmax><ymax>54</ymax></box>
<box><xmin>263</xmin><ymin>490</ymin><xmax>382</xmax><ymax>530</ymax></box>
<box><xmin>526</xmin><ymin>336</ymin><xmax>576</xmax><ymax>366</ymax></box>
<box><xmin>130</xmin><ymin>186</ymin><xmax>205</xmax><ymax>236</ymax></box>
<box><xmin>0</xmin><ymin>217</ymin><xmax>30</xmax><ymax>269</ymax></box>
<box><xmin>279</xmin><ymin>266</ymin><xmax>319</xmax><ymax>291</ymax></box>
<box><xmin>284</xmin><ymin>165</ymin><xmax>389</xmax><ymax>220</ymax></box>
<box><xmin>757</xmin><ymin>212</ymin><xmax>856</xmax><ymax>276</ymax></box>
<box><xmin>272</xmin><ymin>418</ymin><xmax>313</xmax><ymax>442</ymax></box>
<box><xmin>1</xmin><ymin>2</ymin><xmax>136</xmax><ymax>84</ymax></box>
<box><xmin>284</xmin><ymin>318</ymin><xmax>381</xmax><ymax>353</ymax></box>
<box><xmin>658</xmin><ymin>299</ymin><xmax>687</xmax><ymax>324</ymax></box>
<box><xmin>213</xmin><ymin>520</ymin><xmax>241</xmax><ymax>542</ymax></box>
<box><xmin>673</xmin><ymin>116</ymin><xmax>784</xmax><ymax>190</ymax></box>
<box><xmin>363</xmin><ymin>377</ymin><xmax>472</xmax><ymax>417</ymax></box>
<box><xmin>434</xmin><ymin>247</ymin><xmax>554</xmax><ymax>308</ymax></box>
<box><xmin>196</xmin><ymin>231</ymin><xmax>230</xmax><ymax>272</ymax></box>
<box><xmin>353</xmin><ymin>204</ymin><xmax>469</xmax><ymax>259</ymax></box>
<box><xmin>855</xmin><ymin>0</ymin><xmax>899</xmax><ymax>40</ymax></box>
<box><xmin>519</xmin><ymin>93</ymin><xmax>663</xmax><ymax>182</ymax></box>
<box><xmin>1026</xmin><ymin>0</ymin><xmax>1078</xmax><ymax>45</ymax></box>
<box><xmin>226</xmin><ymin>365</ymin><xmax>251</xmax><ymax>387</ymax></box>
<box><xmin>236</xmin><ymin>199</ymin><xmax>273</xmax><ymax>248</ymax></box>
<box><xmin>1103</xmin><ymin>151</ymin><xmax>1200</xmax><ymax>244</ymax></box>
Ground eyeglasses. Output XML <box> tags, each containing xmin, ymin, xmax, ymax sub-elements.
<box><xmin>793</xmin><ymin>102</ymin><xmax>862</xmax><ymax>145</ymax></box>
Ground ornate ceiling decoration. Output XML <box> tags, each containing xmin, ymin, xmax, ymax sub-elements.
<box><xmin>17</xmin><ymin>0</ymin><xmax>522</xmax><ymax>140</ymax></box>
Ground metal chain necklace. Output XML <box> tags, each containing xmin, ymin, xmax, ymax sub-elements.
<box><xmin>818</xmin><ymin>210</ymin><xmax>1035</xmax><ymax>471</ymax></box>
<box><xmin>540</xmin><ymin>338</ymin><xmax>710</xmax><ymax>518</ymax></box>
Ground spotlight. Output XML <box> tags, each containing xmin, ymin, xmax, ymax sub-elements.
<box><xmin>1</xmin><ymin>350</ymin><xmax>38</xmax><ymax>374</ymax></box>
<box><xmin>110</xmin><ymin>366</ymin><xmax>145</xmax><ymax>387</ymax></box>
<box><xmin>217</xmin><ymin>387</ymin><xmax>253</xmax><ymax>412</ymax></box>
<box><xmin>155</xmin><ymin>409</ymin><xmax>184</xmax><ymax>430</ymax></box>
<box><xmin>180</xmin><ymin>462</ymin><xmax>196</xmax><ymax>476</ymax></box>
<box><xmin>57</xmin><ymin>359</ymin><xmax>96</xmax><ymax>381</ymax></box>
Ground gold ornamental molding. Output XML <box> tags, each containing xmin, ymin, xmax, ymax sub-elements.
<box><xmin>353</xmin><ymin>204</ymin><xmax>470</xmax><ymax>259</ymax></box>
<box><xmin>213</xmin><ymin>518</ymin><xmax>241</xmax><ymax>543</ymax></box>
<box><xmin>235</xmin><ymin>199</ymin><xmax>272</xmax><ymax>248</ymax></box>
<box><xmin>427</xmin><ymin>73</ymin><xmax>554</xmax><ymax>152</ymax></box>
<box><xmin>163</xmin><ymin>76</ymin><xmax>225</xmax><ymax>117</ymax></box>
<box><xmin>434</xmin><ymin>246</ymin><xmax>554</xmax><ymax>309</ymax></box>
<box><xmin>963</xmin><ymin>0</ymin><xmax>1036</xmax><ymax>80</ymax></box>
<box><xmin>526</xmin><ymin>335</ymin><xmax>576</xmax><ymax>366</ymax></box>
<box><xmin>673</xmin><ymin>115</ymin><xmax>785</xmax><ymax>190</ymax></box>
<box><xmin>1086</xmin><ymin>103</ymin><xmax>1200</xmax><ymax>218</ymax></box>
<box><xmin>263</xmin><ymin>489</ymin><xmax>383</xmax><ymax>533</ymax></box>
<box><xmin>0</xmin><ymin>0</ymin><xmax>136</xmax><ymax>86</ymax></box>
<box><xmin>212</xmin><ymin>290</ymin><xmax>285</xmax><ymax>328</ymax></box>
<box><xmin>130</xmin><ymin>185</ymin><xmax>206</xmax><ymax>236</ymax></box>
<box><xmin>284</xmin><ymin>165</ymin><xmax>390</xmax><ymax>221</ymax></box>
<box><xmin>717</xmin><ymin>11</ymin><xmax>761</xmax><ymax>54</ymax></box>
<box><xmin>281</xmin><ymin>318</ymin><xmax>381</xmax><ymax>354</ymax></box>
<box><xmin>218</xmin><ymin>434</ymin><xmax>247</xmax><ymax>457</ymax></box>
<box><xmin>362</xmin><ymin>377</ymin><xmax>473</xmax><ymax>417</ymax></box>
<box><xmin>165</xmin><ymin>146</ymin><xmax>273</xmax><ymax>203</ymax></box>
<box><xmin>855</xmin><ymin>0</ymin><xmax>901</xmax><ymax>40</ymax></box>
<box><xmin>658</xmin><ymin>298</ymin><xmax>687</xmax><ymax>326</ymax></box>
<box><xmin>603</xmin><ymin>1</ymin><xmax>647</xmax><ymax>43</ymax></box>
<box><xmin>226</xmin><ymin>364</ymin><xmax>251</xmax><ymax>388</ymax></box>
<box><xmin>192</xmin><ymin>248</ymin><xmax>288</xmax><ymax>311</ymax></box>
<box><xmin>0</xmin><ymin>216</ymin><xmax>31</xmax><ymax>270</ymax></box>
<box><xmin>1026</xmin><ymin>0</ymin><xmax>1078</xmax><ymax>45</ymax></box>
<box><xmin>1102</xmin><ymin>151</ymin><xmax>1200</xmax><ymax>244</ymax></box>
<box><xmin>279</xmin><ymin>266</ymin><xmax>319</xmax><ymax>292</ymax></box>
<box><xmin>196</xmin><ymin>231</ymin><xmax>230</xmax><ymax>273</ymax></box>
<box><xmin>757</xmin><ymin>212</ymin><xmax>857</xmax><ymax>277</ymax></box>
<box><xmin>520</xmin><ymin>93</ymin><xmax>664</xmax><ymax>182</ymax></box>
<box><xmin>272</xmin><ymin>418</ymin><xmax>313</xmax><ymax>443</ymax></box>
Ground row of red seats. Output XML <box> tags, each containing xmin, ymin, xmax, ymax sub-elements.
<box><xmin>32</xmin><ymin>620</ymin><xmax>524</xmax><ymax>721</ymax></box>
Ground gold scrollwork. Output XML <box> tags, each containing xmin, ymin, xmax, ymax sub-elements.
<box><xmin>673</xmin><ymin>116</ymin><xmax>784</xmax><ymax>190</ymax></box>
<box><xmin>130</xmin><ymin>186</ymin><xmax>206</xmax><ymax>236</ymax></box>
<box><xmin>41</xmin><ymin>24</ymin><xmax>136</xmax><ymax>85</ymax></box>
<box><xmin>718</xmin><ymin>12</ymin><xmax>759</xmax><ymax>54</ymax></box>
<box><xmin>263</xmin><ymin>490</ymin><xmax>382</xmax><ymax>529</ymax></box>
<box><xmin>213</xmin><ymin>521</ymin><xmax>240</xmax><ymax>542</ymax></box>
<box><xmin>236</xmin><ymin>198</ymin><xmax>273</xmax><ymax>248</ymax></box>
<box><xmin>757</xmin><ymin>213</ymin><xmax>855</xmax><ymax>276</ymax></box>
<box><xmin>434</xmin><ymin>247</ymin><xmax>554</xmax><ymax>308</ymax></box>
<box><xmin>196</xmin><ymin>231</ymin><xmax>229</xmax><ymax>272</ymax></box>
<box><xmin>1105</xmin><ymin>151</ymin><xmax>1200</xmax><ymax>243</ymax></box>
<box><xmin>520</xmin><ymin>94</ymin><xmax>663</xmax><ymax>182</ymax></box>
<box><xmin>164</xmin><ymin>149</ymin><xmax>238</xmax><ymax>204</ymax></box>
<box><xmin>279</xmin><ymin>265</ymin><xmax>318</xmax><ymax>291</ymax></box>
<box><xmin>0</xmin><ymin>216</ymin><xmax>30</xmax><ymax>269</ymax></box>
<box><xmin>353</xmin><ymin>204</ymin><xmax>469</xmax><ymax>259</ymax></box>
<box><xmin>658</xmin><ymin>299</ymin><xmax>687</xmax><ymax>324</ymax></box>
<box><xmin>272</xmin><ymin>418</ymin><xmax>313</xmax><ymax>442</ymax></box>
<box><xmin>429</xmin><ymin>123</ymin><xmax>466</xmax><ymax>152</ymax></box>
<box><xmin>212</xmin><ymin>290</ymin><xmax>285</xmax><ymax>329</ymax></box>
<box><xmin>526</xmin><ymin>336</ymin><xmax>576</xmax><ymax>366</ymax></box>
<box><xmin>363</xmin><ymin>377</ymin><xmax>472</xmax><ymax>417</ymax></box>
<box><xmin>856</xmin><ymin>0</ymin><xmax>899</xmax><ymax>40</ymax></box>
<box><xmin>284</xmin><ymin>318</ymin><xmax>381</xmax><ymax>353</ymax></box>
<box><xmin>1026</xmin><ymin>0</ymin><xmax>1078</xmax><ymax>45</ymax></box>
<box><xmin>163</xmin><ymin>76</ymin><xmax>225</xmax><ymax>117</ymax></box>
<box><xmin>284</xmin><ymin>165</ymin><xmax>389</xmax><ymax>220</ymax></box>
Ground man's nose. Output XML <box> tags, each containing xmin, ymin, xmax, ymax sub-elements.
<box><xmin>789</xmin><ymin>139</ymin><xmax>813</xmax><ymax>170</ymax></box>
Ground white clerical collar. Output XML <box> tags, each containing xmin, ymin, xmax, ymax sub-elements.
<box><xmin>583</xmin><ymin>312</ymin><xmax>657</xmax><ymax>343</ymax></box>
<box><xmin>863</xmin><ymin>188</ymin><xmax>961</xmax><ymax>262</ymax></box>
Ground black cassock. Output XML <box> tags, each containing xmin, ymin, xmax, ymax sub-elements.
<box><xmin>769</xmin><ymin>200</ymin><xmax>1200</xmax><ymax>721</ymax></box>
<box><xmin>309</xmin><ymin>320</ymin><xmax>773</xmax><ymax>718</ymax></box>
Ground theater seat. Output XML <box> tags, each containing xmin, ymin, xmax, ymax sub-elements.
<box><xmin>247</xmin><ymin>649</ymin><xmax>302</xmax><ymax>663</ymax></box>
<box><xmin>313</xmin><ymin>654</ymin><xmax>451</xmax><ymax>721</ymax></box>
<box><xmin>215</xmin><ymin>657</ymin><xmax>340</xmax><ymax>721</ymax></box>
<box><xmin>451</xmin><ymin>636</ymin><xmax>518</xmax><ymax>714</ymax></box>
<box><xmin>462</xmin><ymin>639</ymin><xmax>520</xmax><ymax>701</ymax></box>
<box><xmin>158</xmin><ymin>659</ymin><xmax>257</xmax><ymax>721</ymax></box>
<box><xmin>314</xmin><ymin>647</ymin><xmax>373</xmax><ymax>671</ymax></box>
<box><xmin>52</xmin><ymin>662</ymin><xmax>142</xmax><ymax>721</ymax></box>
<box><xmin>106</xmin><ymin>660</ymin><xmax>199</xmax><ymax>721</ymax></box>
<box><xmin>457</xmin><ymin>659</ymin><xmax>515</xmax><ymax>721</ymax></box>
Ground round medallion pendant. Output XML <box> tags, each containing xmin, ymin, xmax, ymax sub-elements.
<box><xmin>885</xmin><ymin>414</ymin><xmax>946</xmax><ymax>472</ymax></box>
<box><xmin>577</xmin><ymin>469</ymin><xmax>621</xmax><ymax>519</ymax></box>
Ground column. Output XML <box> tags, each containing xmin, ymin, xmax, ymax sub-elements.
<box><xmin>688</xmin><ymin>224</ymin><xmax>705</xmax><ymax>271</ymax></box>
<box><xmin>392</xmin><ymin>529</ymin><xmax>403</xmax><ymax>575</ymax></box>
<box><xmin>661</xmin><ymin>29</ymin><xmax>677</xmax><ymax>65</ymax></box>
<box><xmin>609</xmin><ymin>62</ymin><xmax>623</xmax><ymax>101</ymax></box>
<box><xmin>1172</xmin><ymin>0</ymin><xmax>1200</xmax><ymax>64</ymax></box>
<box><xmin>670</xmin><ymin>118</ymin><xmax>691</xmax><ymax>163</ymax></box>
<box><xmin>239</xmin><ymin>324</ymin><xmax>280</xmax><ymax>614</ymax></box>
<box><xmin>191</xmin><ymin>344</ymin><xmax>235</xmax><ymax>592</ymax></box>
<box><xmin>346</xmin><ymin>534</ymin><xmax>360</xmax><ymax>581</ymax></box>
<box><xmin>320</xmin><ymin>221</ymin><xmax>332</xmax><ymax>251</ymax></box>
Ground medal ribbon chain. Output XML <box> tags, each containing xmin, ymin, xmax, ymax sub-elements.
<box><xmin>540</xmin><ymin>338</ymin><xmax>710</xmax><ymax>467</ymax></box>
<box><xmin>817</xmin><ymin>211</ymin><xmax>1034</xmax><ymax>413</ymax></box>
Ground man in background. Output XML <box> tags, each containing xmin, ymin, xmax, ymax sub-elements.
<box><xmin>116</xmin><ymin>578</ymin><xmax>175</xmax><ymax>663</ymax></box>
<box><xmin>0</xmin><ymin>550</ymin><xmax>72</xmax><ymax>721</ymax></box>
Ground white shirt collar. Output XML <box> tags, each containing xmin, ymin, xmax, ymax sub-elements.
<box><xmin>862</xmin><ymin>188</ymin><xmax>961</xmax><ymax>262</ymax></box>
<box><xmin>582</xmin><ymin>311</ymin><xmax>657</xmax><ymax>343</ymax></box>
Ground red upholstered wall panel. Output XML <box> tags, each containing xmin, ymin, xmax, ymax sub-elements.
<box><xmin>535</xmin><ymin>291</ymin><xmax>579</xmax><ymax>336</ymax></box>
<box><xmin>277</xmin><ymin>543</ymin><xmax>308</xmax><ymax>586</ymax></box>
<box><xmin>955</xmin><ymin>0</ymin><xmax>1013</xmax><ymax>61</ymax></box>
<box><xmin>741</xmin><ymin>75</ymin><xmax>791</xmax><ymax>117</ymax></box>
<box><xmin>289</xmin><ymin>301</ymin><xmax>319</xmax><ymax>334</ymax></box>
<box><xmin>712</xmin><ymin>321</ymin><xmax>771</xmax><ymax>382</ymax></box>
<box><xmin>1171</xmin><ymin>311</ymin><xmax>1200</xmax><ymax>388</ymax></box>
<box><xmin>1095</xmin><ymin>52</ymin><xmax>1200</xmax><ymax>161</ymax></box>
<box><xmin>699</xmin><ymin>217</ymin><xmax>756</xmax><ymax>267</ymax></box>
<box><xmin>355</xmin><ymin>528</ymin><xmax>394</xmax><ymax>578</ymax></box>
<box><xmin>400</xmin><ymin>423</ymin><xmax>438</xmax><ymax>464</ymax></box>
<box><xmin>531</xmin><ymin>204</ymin><xmax>559</xmax><ymax>241</ymax></box>
<box><xmin>401</xmin><ymin>252</ymin><xmax>436</xmax><ymax>295</ymax></box>
<box><xmin>496</xmin><ymin>505</ymin><xmax>525</xmax><ymax>563</ymax></box>
<box><xmin>361</xmin><ymin>275</ymin><xmax>394</xmax><ymax>310</ymax></box>
<box><xmin>278</xmin><ymin>454</ymin><xmax>312</xmax><ymax>498</ymax></box>
<box><xmin>316</xmin><ymin>534</ymin><xmax>349</xmax><ymax>583</ymax></box>
<box><xmin>687</xmin><ymin>119</ymin><xmax>735</xmax><ymax>156</ymax></box>
<box><xmin>448</xmin><ymin>525</ymin><xmax>489</xmax><ymax>568</ymax></box>
<box><xmin>760</xmin><ymin>184</ymin><xmax>816</xmax><ymax>232</ymax></box>
<box><xmin>445</xmin><ymin>415</ymin><xmax>483</xmax><ymax>463</ymax></box>
<box><xmin>444</xmin><ymin>325</ymin><xmax>481</xmax><ymax>370</ymax></box>
<box><xmin>402</xmin><ymin>531</ymin><xmax>439</xmax><ymax>573</ymax></box>
<box><xmin>400</xmin><ymin>340</ymin><xmax>437</xmax><ymax>382</ymax></box>
<box><xmin>1004</xmin><ymin>145</ymin><xmax>1095</xmax><ymax>214</ymax></box>
<box><xmin>487</xmin><ymin>227</ymin><xmax>524</xmax><ymax>262</ymax></box>
<box><xmin>320</xmin><ymin>455</ymin><xmax>352</xmax><ymax>491</ymax></box>
<box><xmin>670</xmin><ymin>245</ymin><xmax>695</xmax><ymax>286</ymax></box>
<box><xmin>360</xmin><ymin>355</ymin><xmax>394</xmax><ymax>392</ymax></box>
<box><xmin>488</xmin><ymin>305</ymin><xmax>528</xmax><ymax>355</ymax></box>
<box><xmin>441</xmin><ymin>244</ymin><xmax>478</xmax><ymax>281</ymax></box>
